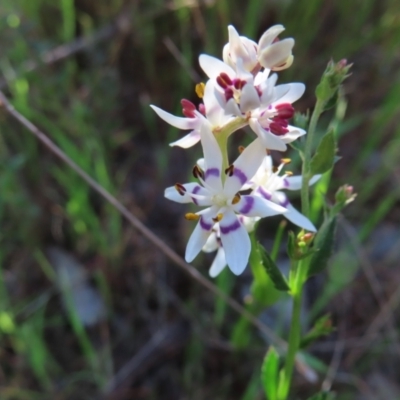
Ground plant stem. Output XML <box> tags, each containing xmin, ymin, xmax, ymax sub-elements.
<box><xmin>277</xmin><ymin>260</ymin><xmax>306</xmax><ymax>400</ymax></box>
<box><xmin>301</xmin><ymin>99</ymin><xmax>324</xmax><ymax>217</ymax></box>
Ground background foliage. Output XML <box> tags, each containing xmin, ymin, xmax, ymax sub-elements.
<box><xmin>0</xmin><ymin>0</ymin><xmax>400</xmax><ymax>399</ymax></box>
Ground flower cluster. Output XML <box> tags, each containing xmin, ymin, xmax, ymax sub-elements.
<box><xmin>152</xmin><ymin>25</ymin><xmax>316</xmax><ymax>276</ymax></box>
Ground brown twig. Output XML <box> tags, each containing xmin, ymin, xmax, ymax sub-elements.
<box><xmin>0</xmin><ymin>90</ymin><xmax>286</xmax><ymax>350</ymax></box>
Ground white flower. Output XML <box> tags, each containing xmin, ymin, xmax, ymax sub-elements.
<box><xmin>250</xmin><ymin>156</ymin><xmax>319</xmax><ymax>231</ymax></box>
<box><xmin>150</xmin><ymin>80</ymin><xmax>234</xmax><ymax>148</ymax></box>
<box><xmin>203</xmin><ymin>216</ymin><xmax>259</xmax><ymax>278</ymax></box>
<box><xmin>248</xmin><ymin>80</ymin><xmax>306</xmax><ymax>151</ymax></box>
<box><xmin>199</xmin><ymin>54</ymin><xmax>261</xmax><ymax>115</ymax></box>
<box><xmin>222</xmin><ymin>25</ymin><xmax>294</xmax><ymax>74</ymax></box>
<box><xmin>199</xmin><ymin>54</ymin><xmax>306</xmax><ymax>151</ymax></box>
<box><xmin>165</xmin><ymin>124</ymin><xmax>286</xmax><ymax>275</ymax></box>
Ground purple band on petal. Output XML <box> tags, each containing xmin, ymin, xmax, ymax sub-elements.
<box><xmin>279</xmin><ymin>196</ymin><xmax>290</xmax><ymax>207</ymax></box>
<box><xmin>258</xmin><ymin>187</ymin><xmax>272</xmax><ymax>200</ymax></box>
<box><xmin>283</xmin><ymin>178</ymin><xmax>289</xmax><ymax>188</ymax></box>
<box><xmin>200</xmin><ymin>217</ymin><xmax>213</xmax><ymax>231</ymax></box>
<box><xmin>232</xmin><ymin>167</ymin><xmax>247</xmax><ymax>185</ymax></box>
<box><xmin>220</xmin><ymin>219</ymin><xmax>241</xmax><ymax>234</ymax></box>
<box><xmin>239</xmin><ymin>196</ymin><xmax>254</xmax><ymax>214</ymax></box>
<box><xmin>205</xmin><ymin>168</ymin><xmax>220</xmax><ymax>180</ymax></box>
<box><xmin>191</xmin><ymin>185</ymin><xmax>201</xmax><ymax>205</ymax></box>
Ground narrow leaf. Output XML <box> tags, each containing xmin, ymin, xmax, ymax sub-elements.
<box><xmin>300</xmin><ymin>314</ymin><xmax>335</xmax><ymax>349</ymax></box>
<box><xmin>309</xmin><ymin>129</ymin><xmax>336</xmax><ymax>176</ymax></box>
<box><xmin>307</xmin><ymin>217</ymin><xmax>337</xmax><ymax>277</ymax></box>
<box><xmin>258</xmin><ymin>243</ymin><xmax>290</xmax><ymax>291</ymax></box>
<box><xmin>261</xmin><ymin>346</ymin><xmax>279</xmax><ymax>400</ymax></box>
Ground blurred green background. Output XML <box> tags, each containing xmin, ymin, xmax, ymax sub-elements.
<box><xmin>0</xmin><ymin>0</ymin><xmax>400</xmax><ymax>399</ymax></box>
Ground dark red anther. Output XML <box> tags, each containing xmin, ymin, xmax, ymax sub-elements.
<box><xmin>181</xmin><ymin>98</ymin><xmax>196</xmax><ymax>118</ymax></box>
<box><xmin>198</xmin><ymin>103</ymin><xmax>206</xmax><ymax>115</ymax></box>
<box><xmin>183</xmin><ymin>109</ymin><xmax>195</xmax><ymax>118</ymax></box>
<box><xmin>217</xmin><ymin>72</ymin><xmax>233</xmax><ymax>89</ymax></box>
<box><xmin>225</xmin><ymin>88</ymin><xmax>234</xmax><ymax>101</ymax></box>
<box><xmin>272</xmin><ymin>117</ymin><xmax>288</xmax><ymax>127</ymax></box>
<box><xmin>220</xmin><ymin>72</ymin><xmax>232</xmax><ymax>86</ymax></box>
<box><xmin>233</xmin><ymin>79</ymin><xmax>246</xmax><ymax>90</ymax></box>
<box><xmin>217</xmin><ymin>76</ymin><xmax>228</xmax><ymax>89</ymax></box>
<box><xmin>275</xmin><ymin>103</ymin><xmax>295</xmax><ymax>119</ymax></box>
<box><xmin>270</xmin><ymin>119</ymin><xmax>289</xmax><ymax>135</ymax></box>
<box><xmin>181</xmin><ymin>99</ymin><xmax>196</xmax><ymax>111</ymax></box>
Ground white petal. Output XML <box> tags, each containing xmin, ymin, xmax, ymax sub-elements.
<box><xmin>249</xmin><ymin>119</ymin><xmax>287</xmax><ymax>151</ymax></box>
<box><xmin>272</xmin><ymin>84</ymin><xmax>291</xmax><ymax>103</ymax></box>
<box><xmin>203</xmin><ymin>80</ymin><xmax>227</xmax><ymax>125</ymax></box>
<box><xmin>164</xmin><ymin>183</ymin><xmax>211</xmax><ymax>206</ymax></box>
<box><xmin>309</xmin><ymin>174</ymin><xmax>322</xmax><ymax>186</ymax></box>
<box><xmin>272</xmin><ymin>83</ymin><xmax>305</xmax><ymax>105</ymax></box>
<box><xmin>240</xmin><ymin>83</ymin><xmax>260</xmax><ymax>112</ymax></box>
<box><xmin>254</xmin><ymin>68</ymin><xmax>270</xmax><ymax>86</ymax></box>
<box><xmin>235</xmin><ymin>58</ymin><xmax>254</xmax><ymax>82</ymax></box>
<box><xmin>280</xmin><ymin>126</ymin><xmax>306</xmax><ymax>143</ymax></box>
<box><xmin>258</xmin><ymin>39</ymin><xmax>294</xmax><ymax>70</ymax></box>
<box><xmin>169</xmin><ymin>131</ymin><xmax>200</xmax><ymax>148</ymax></box>
<box><xmin>209</xmin><ymin>248</ymin><xmax>227</xmax><ymax>278</ymax></box>
<box><xmin>219</xmin><ymin>210</ymin><xmax>250</xmax><ymax>275</ymax></box>
<box><xmin>151</xmin><ymin>105</ymin><xmax>198</xmax><ymax>130</ymax></box>
<box><xmin>258</xmin><ymin>25</ymin><xmax>285</xmax><ymax>50</ymax></box>
<box><xmin>223</xmin><ymin>137</ymin><xmax>266</xmax><ymax>197</ymax></box>
<box><xmin>185</xmin><ymin>208</ymin><xmax>216</xmax><ymax>262</ymax></box>
<box><xmin>199</xmin><ymin>123</ymin><xmax>223</xmax><ymax>191</ymax></box>
<box><xmin>233</xmin><ymin>195</ymin><xmax>287</xmax><ymax>217</ymax></box>
<box><xmin>225</xmin><ymin>98</ymin><xmax>242</xmax><ymax>116</ymax></box>
<box><xmin>273</xmin><ymin>192</ymin><xmax>316</xmax><ymax>232</ymax></box>
<box><xmin>202</xmin><ymin>230</ymin><xmax>219</xmax><ymax>253</ymax></box>
<box><xmin>286</xmin><ymin>204</ymin><xmax>316</xmax><ymax>231</ymax></box>
<box><xmin>285</xmin><ymin>174</ymin><xmax>321</xmax><ymax>190</ymax></box>
<box><xmin>259</xmin><ymin>73</ymin><xmax>278</xmax><ymax>105</ymax></box>
<box><xmin>284</xmin><ymin>175</ymin><xmax>302</xmax><ymax>190</ymax></box>
<box><xmin>199</xmin><ymin>54</ymin><xmax>235</xmax><ymax>80</ymax></box>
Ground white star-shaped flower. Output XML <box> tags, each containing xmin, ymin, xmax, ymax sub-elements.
<box><xmin>165</xmin><ymin>124</ymin><xmax>286</xmax><ymax>275</ymax></box>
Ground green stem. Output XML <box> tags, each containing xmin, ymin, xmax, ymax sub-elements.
<box><xmin>277</xmin><ymin>260</ymin><xmax>307</xmax><ymax>400</ymax></box>
<box><xmin>301</xmin><ymin>99</ymin><xmax>324</xmax><ymax>217</ymax></box>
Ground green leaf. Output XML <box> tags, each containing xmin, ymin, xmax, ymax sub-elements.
<box><xmin>258</xmin><ymin>243</ymin><xmax>290</xmax><ymax>291</ymax></box>
<box><xmin>307</xmin><ymin>217</ymin><xmax>337</xmax><ymax>278</ymax></box>
<box><xmin>261</xmin><ymin>346</ymin><xmax>280</xmax><ymax>400</ymax></box>
<box><xmin>309</xmin><ymin>129</ymin><xmax>336</xmax><ymax>176</ymax></box>
<box><xmin>300</xmin><ymin>314</ymin><xmax>335</xmax><ymax>349</ymax></box>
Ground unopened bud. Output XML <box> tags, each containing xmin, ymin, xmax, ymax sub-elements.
<box><xmin>335</xmin><ymin>184</ymin><xmax>356</xmax><ymax>206</ymax></box>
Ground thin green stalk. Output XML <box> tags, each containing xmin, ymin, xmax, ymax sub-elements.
<box><xmin>277</xmin><ymin>260</ymin><xmax>307</xmax><ymax>400</ymax></box>
<box><xmin>301</xmin><ymin>99</ymin><xmax>324</xmax><ymax>217</ymax></box>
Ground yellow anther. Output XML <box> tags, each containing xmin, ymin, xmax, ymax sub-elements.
<box><xmin>238</xmin><ymin>145</ymin><xmax>245</xmax><ymax>154</ymax></box>
<box><xmin>285</xmin><ymin>171</ymin><xmax>293</xmax><ymax>176</ymax></box>
<box><xmin>232</xmin><ymin>193</ymin><xmax>241</xmax><ymax>205</ymax></box>
<box><xmin>212</xmin><ymin>213</ymin><xmax>224</xmax><ymax>222</ymax></box>
<box><xmin>195</xmin><ymin>82</ymin><xmax>205</xmax><ymax>98</ymax></box>
<box><xmin>185</xmin><ymin>213</ymin><xmax>200</xmax><ymax>221</ymax></box>
<box><xmin>281</xmin><ymin>158</ymin><xmax>291</xmax><ymax>165</ymax></box>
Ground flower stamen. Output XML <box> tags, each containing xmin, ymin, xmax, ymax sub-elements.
<box><xmin>174</xmin><ymin>183</ymin><xmax>186</xmax><ymax>196</ymax></box>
